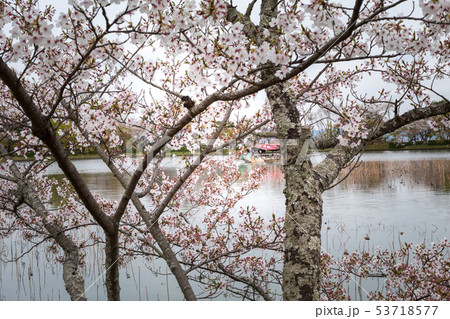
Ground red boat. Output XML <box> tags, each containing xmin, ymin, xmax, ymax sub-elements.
<box><xmin>241</xmin><ymin>144</ymin><xmax>281</xmax><ymax>163</ymax></box>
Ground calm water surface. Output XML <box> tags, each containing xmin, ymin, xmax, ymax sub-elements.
<box><xmin>1</xmin><ymin>151</ymin><xmax>449</xmax><ymax>300</ymax></box>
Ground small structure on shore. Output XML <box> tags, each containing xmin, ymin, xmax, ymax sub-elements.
<box><xmin>241</xmin><ymin>144</ymin><xmax>281</xmax><ymax>163</ymax></box>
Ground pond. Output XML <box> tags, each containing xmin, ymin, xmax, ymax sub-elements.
<box><xmin>0</xmin><ymin>150</ymin><xmax>449</xmax><ymax>300</ymax></box>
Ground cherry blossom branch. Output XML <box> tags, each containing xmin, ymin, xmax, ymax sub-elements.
<box><xmin>210</xmin><ymin>119</ymin><xmax>270</xmax><ymax>152</ymax></box>
<box><xmin>0</xmin><ymin>57</ymin><xmax>116</xmax><ymax>234</ymax></box>
<box><xmin>217</xmin><ymin>263</ymin><xmax>274</xmax><ymax>301</ymax></box>
<box><xmin>96</xmin><ymin>1</ymin><xmax>396</xmax><ymax>198</ymax></box>
<box><xmin>63</xmin><ymin>100</ymin><xmax>198</xmax><ymax>301</ymax></box>
<box><xmin>317</xmin><ymin>53</ymin><xmax>402</xmax><ymax>64</ymax></box>
<box><xmin>150</xmin><ymin>105</ymin><xmax>234</xmax><ymax>222</ymax></box>
<box><xmin>370</xmin><ymin>16</ymin><xmax>450</xmax><ymax>26</ymax></box>
<box><xmin>46</xmin><ymin>6</ymin><xmax>140</xmax><ymax>120</ymax></box>
<box><xmin>0</xmin><ymin>143</ymin><xmax>87</xmax><ymax>301</ymax></box>
<box><xmin>314</xmin><ymin>100</ymin><xmax>450</xmax><ymax>190</ymax></box>
<box><xmin>135</xmin><ymin>155</ymin><xmax>164</xmax><ymax>198</ymax></box>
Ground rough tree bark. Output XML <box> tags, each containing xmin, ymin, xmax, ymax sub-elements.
<box><xmin>105</xmin><ymin>232</ymin><xmax>121</xmax><ymax>301</ymax></box>
<box><xmin>258</xmin><ymin>0</ymin><xmax>450</xmax><ymax>301</ymax></box>
<box><xmin>259</xmin><ymin>0</ymin><xmax>325</xmax><ymax>300</ymax></box>
<box><xmin>269</xmin><ymin>85</ymin><xmax>450</xmax><ymax>301</ymax></box>
<box><xmin>27</xmin><ymin>188</ymin><xmax>88</xmax><ymax>301</ymax></box>
<box><xmin>265</xmin><ymin>80</ymin><xmax>323</xmax><ymax>300</ymax></box>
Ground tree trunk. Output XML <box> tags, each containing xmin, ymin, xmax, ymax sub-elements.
<box><xmin>282</xmin><ymin>162</ymin><xmax>322</xmax><ymax>300</ymax></box>
<box><xmin>62</xmin><ymin>250</ymin><xmax>87</xmax><ymax>301</ymax></box>
<box><xmin>105</xmin><ymin>232</ymin><xmax>121</xmax><ymax>301</ymax></box>
<box><xmin>149</xmin><ymin>222</ymin><xmax>198</xmax><ymax>301</ymax></box>
<box><xmin>265</xmin><ymin>81</ymin><xmax>323</xmax><ymax>300</ymax></box>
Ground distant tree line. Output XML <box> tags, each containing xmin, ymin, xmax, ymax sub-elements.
<box><xmin>314</xmin><ymin>117</ymin><xmax>450</xmax><ymax>149</ymax></box>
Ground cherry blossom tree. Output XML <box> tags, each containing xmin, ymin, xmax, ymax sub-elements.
<box><xmin>0</xmin><ymin>0</ymin><xmax>449</xmax><ymax>301</ymax></box>
<box><xmin>0</xmin><ymin>0</ymin><xmax>276</xmax><ymax>300</ymax></box>
<box><xmin>251</xmin><ymin>0</ymin><xmax>450</xmax><ymax>300</ymax></box>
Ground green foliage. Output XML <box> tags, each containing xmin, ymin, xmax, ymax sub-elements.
<box><xmin>388</xmin><ymin>142</ymin><xmax>406</xmax><ymax>149</ymax></box>
<box><xmin>428</xmin><ymin>139</ymin><xmax>450</xmax><ymax>146</ymax></box>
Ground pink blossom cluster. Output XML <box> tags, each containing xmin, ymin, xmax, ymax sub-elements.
<box><xmin>321</xmin><ymin>239</ymin><xmax>450</xmax><ymax>301</ymax></box>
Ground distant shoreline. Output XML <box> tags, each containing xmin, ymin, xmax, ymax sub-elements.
<box><xmin>316</xmin><ymin>142</ymin><xmax>450</xmax><ymax>152</ymax></box>
<box><xmin>361</xmin><ymin>144</ymin><xmax>450</xmax><ymax>152</ymax></box>
<box><xmin>4</xmin><ymin>143</ymin><xmax>450</xmax><ymax>162</ymax></box>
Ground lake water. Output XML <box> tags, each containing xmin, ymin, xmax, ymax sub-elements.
<box><xmin>0</xmin><ymin>150</ymin><xmax>449</xmax><ymax>300</ymax></box>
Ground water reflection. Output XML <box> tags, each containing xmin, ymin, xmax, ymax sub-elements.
<box><xmin>322</xmin><ymin>154</ymin><xmax>450</xmax><ymax>259</ymax></box>
<box><xmin>336</xmin><ymin>159</ymin><xmax>450</xmax><ymax>191</ymax></box>
<box><xmin>1</xmin><ymin>151</ymin><xmax>449</xmax><ymax>300</ymax></box>
<box><xmin>80</xmin><ymin>172</ymin><xmax>124</xmax><ymax>200</ymax></box>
